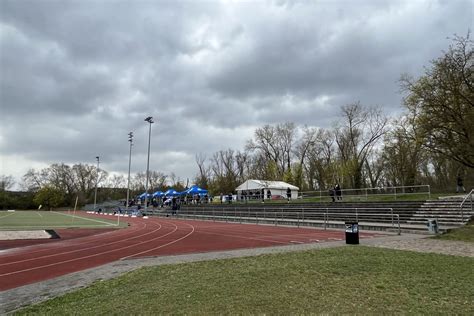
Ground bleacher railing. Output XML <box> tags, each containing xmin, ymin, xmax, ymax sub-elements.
<box><xmin>155</xmin><ymin>206</ymin><xmax>401</xmax><ymax>235</ymax></box>
<box><xmin>460</xmin><ymin>189</ymin><xmax>474</xmax><ymax>222</ymax></box>
<box><xmin>299</xmin><ymin>184</ymin><xmax>431</xmax><ymax>201</ymax></box>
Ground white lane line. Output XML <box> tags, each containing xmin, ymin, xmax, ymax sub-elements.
<box><xmin>0</xmin><ymin>221</ymin><xmax>148</xmax><ymax>260</ymax></box>
<box><xmin>0</xmin><ymin>222</ymin><xmax>162</xmax><ymax>267</ymax></box>
<box><xmin>122</xmin><ymin>221</ymin><xmax>196</xmax><ymax>260</ymax></box>
<box><xmin>0</xmin><ymin>221</ymin><xmax>181</xmax><ymax>276</ymax></box>
<box><xmin>0</xmin><ymin>212</ymin><xmax>15</xmax><ymax>219</ymax></box>
<box><xmin>51</xmin><ymin>211</ymin><xmax>115</xmax><ymax>226</ymax></box>
<box><xmin>193</xmin><ymin>230</ymin><xmax>290</xmax><ymax>245</ymax></box>
<box><xmin>186</xmin><ymin>223</ymin><xmax>311</xmax><ymax>244</ymax></box>
<box><xmin>0</xmin><ymin>225</ymin><xmax>114</xmax><ymax>230</ymax></box>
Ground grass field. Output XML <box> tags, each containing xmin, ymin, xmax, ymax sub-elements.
<box><xmin>0</xmin><ymin>211</ymin><xmax>125</xmax><ymax>230</ymax></box>
<box><xmin>15</xmin><ymin>246</ymin><xmax>474</xmax><ymax>315</ymax></box>
<box><xmin>434</xmin><ymin>221</ymin><xmax>474</xmax><ymax>242</ymax></box>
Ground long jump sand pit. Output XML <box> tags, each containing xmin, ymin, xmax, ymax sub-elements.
<box><xmin>0</xmin><ymin>230</ymin><xmax>53</xmax><ymax>240</ymax></box>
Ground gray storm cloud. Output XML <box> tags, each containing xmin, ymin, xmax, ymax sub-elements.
<box><xmin>0</xmin><ymin>0</ymin><xmax>471</xmax><ymax>188</ymax></box>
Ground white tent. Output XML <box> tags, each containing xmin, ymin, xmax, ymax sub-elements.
<box><xmin>235</xmin><ymin>180</ymin><xmax>299</xmax><ymax>200</ymax></box>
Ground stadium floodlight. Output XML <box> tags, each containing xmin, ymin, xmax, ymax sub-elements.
<box><xmin>93</xmin><ymin>156</ymin><xmax>100</xmax><ymax>212</ymax></box>
<box><xmin>144</xmin><ymin>116</ymin><xmax>154</xmax><ymax>213</ymax></box>
<box><xmin>126</xmin><ymin>132</ymin><xmax>133</xmax><ymax>208</ymax></box>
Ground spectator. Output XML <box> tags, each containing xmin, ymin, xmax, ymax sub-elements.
<box><xmin>456</xmin><ymin>175</ymin><xmax>466</xmax><ymax>193</ymax></box>
<box><xmin>286</xmin><ymin>187</ymin><xmax>291</xmax><ymax>202</ymax></box>
<box><xmin>335</xmin><ymin>184</ymin><xmax>342</xmax><ymax>201</ymax></box>
<box><xmin>329</xmin><ymin>188</ymin><xmax>335</xmax><ymax>202</ymax></box>
<box><xmin>267</xmin><ymin>189</ymin><xmax>271</xmax><ymax>200</ymax></box>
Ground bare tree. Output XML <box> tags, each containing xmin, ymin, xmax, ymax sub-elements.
<box><xmin>22</xmin><ymin>168</ymin><xmax>49</xmax><ymax>192</ymax></box>
<box><xmin>195</xmin><ymin>153</ymin><xmax>211</xmax><ymax>188</ymax></box>
<box><xmin>334</xmin><ymin>102</ymin><xmax>388</xmax><ymax>188</ymax></box>
<box><xmin>209</xmin><ymin>149</ymin><xmax>240</xmax><ymax>194</ymax></box>
<box><xmin>71</xmin><ymin>164</ymin><xmax>97</xmax><ymax>195</ymax></box>
<box><xmin>246</xmin><ymin>122</ymin><xmax>297</xmax><ymax>178</ymax></box>
<box><xmin>132</xmin><ymin>172</ymin><xmax>146</xmax><ymax>192</ymax></box>
<box><xmin>149</xmin><ymin>171</ymin><xmax>168</xmax><ymax>191</ymax></box>
<box><xmin>0</xmin><ymin>175</ymin><xmax>15</xmax><ymax>191</ymax></box>
<box><xmin>277</xmin><ymin>122</ymin><xmax>297</xmax><ymax>172</ymax></box>
<box><xmin>105</xmin><ymin>174</ymin><xmax>126</xmax><ymax>189</ymax></box>
<box><xmin>169</xmin><ymin>172</ymin><xmax>185</xmax><ymax>191</ymax></box>
<box><xmin>294</xmin><ymin>126</ymin><xmax>320</xmax><ymax>189</ymax></box>
<box><xmin>304</xmin><ymin>129</ymin><xmax>336</xmax><ymax>190</ymax></box>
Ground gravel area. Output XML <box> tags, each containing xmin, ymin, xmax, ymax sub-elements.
<box><xmin>1</xmin><ymin>233</ymin><xmax>473</xmax><ymax>314</ymax></box>
<box><xmin>0</xmin><ymin>230</ymin><xmax>51</xmax><ymax>240</ymax></box>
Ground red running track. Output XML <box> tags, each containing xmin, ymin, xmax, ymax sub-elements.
<box><xmin>0</xmin><ymin>212</ymin><xmax>381</xmax><ymax>291</ymax></box>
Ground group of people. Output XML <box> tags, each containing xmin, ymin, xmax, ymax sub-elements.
<box><xmin>239</xmin><ymin>189</ymin><xmax>273</xmax><ymax>202</ymax></box>
<box><xmin>235</xmin><ymin>187</ymin><xmax>293</xmax><ymax>203</ymax></box>
<box><xmin>329</xmin><ymin>184</ymin><xmax>342</xmax><ymax>202</ymax></box>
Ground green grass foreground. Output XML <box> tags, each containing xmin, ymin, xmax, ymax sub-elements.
<box><xmin>16</xmin><ymin>247</ymin><xmax>474</xmax><ymax>315</ymax></box>
<box><xmin>0</xmin><ymin>210</ymin><xmax>125</xmax><ymax>230</ymax></box>
<box><xmin>435</xmin><ymin>222</ymin><xmax>474</xmax><ymax>242</ymax></box>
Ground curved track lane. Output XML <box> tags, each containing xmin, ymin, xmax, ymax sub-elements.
<box><xmin>0</xmin><ymin>212</ymin><xmax>381</xmax><ymax>291</ymax></box>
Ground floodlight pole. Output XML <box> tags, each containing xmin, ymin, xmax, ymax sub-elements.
<box><xmin>144</xmin><ymin>116</ymin><xmax>154</xmax><ymax>213</ymax></box>
<box><xmin>126</xmin><ymin>132</ymin><xmax>133</xmax><ymax>208</ymax></box>
<box><xmin>93</xmin><ymin>156</ymin><xmax>100</xmax><ymax>212</ymax></box>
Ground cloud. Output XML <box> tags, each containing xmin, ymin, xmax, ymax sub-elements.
<box><xmin>0</xmin><ymin>0</ymin><xmax>471</xmax><ymax>189</ymax></box>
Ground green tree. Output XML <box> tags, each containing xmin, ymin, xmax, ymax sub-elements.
<box><xmin>33</xmin><ymin>186</ymin><xmax>65</xmax><ymax>210</ymax></box>
<box><xmin>381</xmin><ymin>114</ymin><xmax>427</xmax><ymax>187</ymax></box>
<box><xmin>400</xmin><ymin>34</ymin><xmax>474</xmax><ymax>168</ymax></box>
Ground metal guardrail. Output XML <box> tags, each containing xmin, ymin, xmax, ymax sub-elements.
<box><xmin>460</xmin><ymin>189</ymin><xmax>474</xmax><ymax>222</ymax></box>
<box><xmin>155</xmin><ymin>206</ymin><xmax>400</xmax><ymax>235</ymax></box>
<box><xmin>299</xmin><ymin>184</ymin><xmax>431</xmax><ymax>201</ymax></box>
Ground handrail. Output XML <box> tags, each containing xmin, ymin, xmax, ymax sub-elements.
<box><xmin>460</xmin><ymin>189</ymin><xmax>474</xmax><ymax>222</ymax></box>
<box><xmin>170</xmin><ymin>206</ymin><xmax>400</xmax><ymax>235</ymax></box>
<box><xmin>299</xmin><ymin>184</ymin><xmax>431</xmax><ymax>201</ymax></box>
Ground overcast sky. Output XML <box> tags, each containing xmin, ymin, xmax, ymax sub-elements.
<box><xmin>0</xmin><ymin>0</ymin><xmax>472</xmax><ymax>190</ymax></box>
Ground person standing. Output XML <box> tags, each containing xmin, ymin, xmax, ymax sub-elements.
<box><xmin>286</xmin><ymin>187</ymin><xmax>291</xmax><ymax>202</ymax></box>
<box><xmin>456</xmin><ymin>175</ymin><xmax>466</xmax><ymax>193</ymax></box>
<box><xmin>335</xmin><ymin>184</ymin><xmax>342</xmax><ymax>201</ymax></box>
<box><xmin>329</xmin><ymin>188</ymin><xmax>335</xmax><ymax>202</ymax></box>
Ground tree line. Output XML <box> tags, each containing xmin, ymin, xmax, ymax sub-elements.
<box><xmin>1</xmin><ymin>34</ymin><xmax>472</xmax><ymax>209</ymax></box>
<box><xmin>196</xmin><ymin>34</ymin><xmax>473</xmax><ymax>195</ymax></box>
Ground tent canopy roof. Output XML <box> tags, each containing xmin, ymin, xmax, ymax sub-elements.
<box><xmin>185</xmin><ymin>185</ymin><xmax>208</xmax><ymax>195</ymax></box>
<box><xmin>235</xmin><ymin>180</ymin><xmax>299</xmax><ymax>191</ymax></box>
<box><xmin>164</xmin><ymin>189</ymin><xmax>180</xmax><ymax>196</ymax></box>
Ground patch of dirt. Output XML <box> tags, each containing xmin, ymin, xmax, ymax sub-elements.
<box><xmin>0</xmin><ymin>228</ymin><xmax>119</xmax><ymax>250</ymax></box>
<box><xmin>0</xmin><ymin>230</ymin><xmax>51</xmax><ymax>240</ymax></box>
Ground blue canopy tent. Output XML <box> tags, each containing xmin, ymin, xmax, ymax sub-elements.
<box><xmin>185</xmin><ymin>185</ymin><xmax>208</xmax><ymax>195</ymax></box>
<box><xmin>164</xmin><ymin>189</ymin><xmax>181</xmax><ymax>197</ymax></box>
<box><xmin>152</xmin><ymin>191</ymin><xmax>164</xmax><ymax>197</ymax></box>
<box><xmin>138</xmin><ymin>192</ymin><xmax>153</xmax><ymax>199</ymax></box>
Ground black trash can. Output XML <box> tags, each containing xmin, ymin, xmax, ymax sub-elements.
<box><xmin>345</xmin><ymin>222</ymin><xmax>359</xmax><ymax>245</ymax></box>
